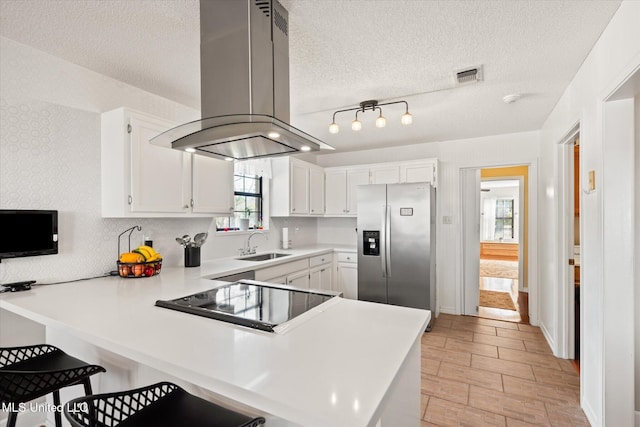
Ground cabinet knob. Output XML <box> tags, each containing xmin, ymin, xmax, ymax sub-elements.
<box><xmin>229</xmin><ymin>207</ymin><xmax>234</xmax><ymax>211</ymax></box>
<box><xmin>183</xmin><ymin>204</ymin><xmax>189</xmax><ymax>209</ymax></box>
<box><xmin>292</xmin><ymin>208</ymin><xmax>296</xmax><ymax>212</ymax></box>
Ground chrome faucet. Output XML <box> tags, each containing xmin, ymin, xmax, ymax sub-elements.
<box><xmin>241</xmin><ymin>231</ymin><xmax>266</xmax><ymax>255</ymax></box>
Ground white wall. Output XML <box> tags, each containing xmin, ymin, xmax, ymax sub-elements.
<box><xmin>316</xmin><ymin>131</ymin><xmax>540</xmax><ymax>316</ymax></box>
<box><xmin>0</xmin><ymin>37</ymin><xmax>318</xmax><ymax>285</ymax></box>
<box><xmin>537</xmin><ymin>1</ymin><xmax>640</xmax><ymax>425</ymax></box>
<box><xmin>634</xmin><ymin>92</ymin><xmax>640</xmax><ymax>422</ymax></box>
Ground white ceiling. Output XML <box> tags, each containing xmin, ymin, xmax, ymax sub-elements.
<box><xmin>0</xmin><ymin>0</ymin><xmax>621</xmax><ymax>153</ymax></box>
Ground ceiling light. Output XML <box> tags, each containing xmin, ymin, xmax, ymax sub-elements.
<box><xmin>224</xmin><ymin>157</ymin><xmax>234</xmax><ymax>162</ymax></box>
<box><xmin>502</xmin><ymin>94</ymin><xmax>521</xmax><ymax>104</ymax></box>
<box><xmin>185</xmin><ymin>147</ymin><xmax>196</xmax><ymax>153</ymax></box>
<box><xmin>375</xmin><ymin>110</ymin><xmax>386</xmax><ymax>128</ymax></box>
<box><xmin>351</xmin><ymin>111</ymin><xmax>362</xmax><ymax>131</ymax></box>
<box><xmin>329</xmin><ymin>100</ymin><xmax>412</xmax><ymax>133</ymax></box>
<box><xmin>300</xmin><ymin>146</ymin><xmax>311</xmax><ymax>152</ymax></box>
<box><xmin>267</xmin><ymin>131</ymin><xmax>280</xmax><ymax>138</ymax></box>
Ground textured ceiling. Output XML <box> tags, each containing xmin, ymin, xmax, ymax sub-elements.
<box><xmin>0</xmin><ymin>0</ymin><xmax>621</xmax><ymax>153</ymax></box>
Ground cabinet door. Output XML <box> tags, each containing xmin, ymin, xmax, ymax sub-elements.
<box><xmin>347</xmin><ymin>169</ymin><xmax>370</xmax><ymax>215</ymax></box>
<box><xmin>266</xmin><ymin>275</ymin><xmax>287</xmax><ymax>285</ymax></box>
<box><xmin>290</xmin><ymin>161</ymin><xmax>309</xmax><ymax>214</ymax></box>
<box><xmin>370</xmin><ymin>165</ymin><xmax>400</xmax><ymax>184</ymax></box>
<box><xmin>287</xmin><ymin>270</ymin><xmax>310</xmax><ymax>289</ymax></box>
<box><xmin>309</xmin><ymin>166</ymin><xmax>325</xmax><ymax>215</ymax></box>
<box><xmin>325</xmin><ymin>169</ymin><xmax>347</xmax><ymax>215</ymax></box>
<box><xmin>191</xmin><ymin>155</ymin><xmax>235</xmax><ymax>214</ymax></box>
<box><xmin>129</xmin><ymin>116</ymin><xmax>190</xmax><ymax>213</ymax></box>
<box><xmin>337</xmin><ymin>262</ymin><xmax>358</xmax><ymax>299</ymax></box>
<box><xmin>310</xmin><ymin>264</ymin><xmax>332</xmax><ymax>291</ymax></box>
<box><xmin>401</xmin><ymin>161</ymin><xmax>436</xmax><ymax>185</ymax></box>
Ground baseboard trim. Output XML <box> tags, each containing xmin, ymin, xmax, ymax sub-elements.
<box><xmin>635</xmin><ymin>410</ymin><xmax>640</xmax><ymax>427</ymax></box>
<box><xmin>438</xmin><ymin>307</ymin><xmax>457</xmax><ymax>315</ymax></box>
<box><xmin>538</xmin><ymin>321</ymin><xmax>557</xmax><ymax>356</ymax></box>
<box><xmin>582</xmin><ymin>399</ymin><xmax>599</xmax><ymax>427</ymax></box>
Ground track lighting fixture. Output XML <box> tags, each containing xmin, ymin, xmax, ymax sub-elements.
<box><xmin>328</xmin><ymin>100</ymin><xmax>412</xmax><ymax>134</ymax></box>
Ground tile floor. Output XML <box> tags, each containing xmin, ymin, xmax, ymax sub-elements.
<box><xmin>421</xmin><ymin>314</ymin><xmax>588</xmax><ymax>426</ymax></box>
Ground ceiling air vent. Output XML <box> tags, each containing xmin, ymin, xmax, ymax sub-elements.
<box><xmin>454</xmin><ymin>65</ymin><xmax>483</xmax><ymax>85</ymax></box>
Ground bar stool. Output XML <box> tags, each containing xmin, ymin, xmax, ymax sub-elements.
<box><xmin>64</xmin><ymin>382</ymin><xmax>266</xmax><ymax>427</ymax></box>
<box><xmin>0</xmin><ymin>344</ymin><xmax>105</xmax><ymax>427</ymax></box>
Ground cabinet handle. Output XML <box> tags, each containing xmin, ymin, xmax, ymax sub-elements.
<box><xmin>190</xmin><ymin>199</ymin><xmax>194</xmax><ymax>207</ymax></box>
<box><xmin>292</xmin><ymin>208</ymin><xmax>296</xmax><ymax>212</ymax></box>
<box><xmin>128</xmin><ymin>195</ymin><xmax>132</xmax><ymax>205</ymax></box>
<box><xmin>321</xmin><ymin>268</ymin><xmax>326</xmax><ymax>272</ymax></box>
<box><xmin>183</xmin><ymin>204</ymin><xmax>189</xmax><ymax>209</ymax></box>
<box><xmin>229</xmin><ymin>207</ymin><xmax>234</xmax><ymax>211</ymax></box>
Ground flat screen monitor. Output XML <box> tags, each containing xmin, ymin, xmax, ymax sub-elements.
<box><xmin>0</xmin><ymin>210</ymin><xmax>58</xmax><ymax>260</ymax></box>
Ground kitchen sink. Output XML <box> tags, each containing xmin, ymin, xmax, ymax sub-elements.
<box><xmin>236</xmin><ymin>252</ymin><xmax>291</xmax><ymax>261</ymax></box>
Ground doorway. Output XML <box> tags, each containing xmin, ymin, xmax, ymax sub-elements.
<box><xmin>479</xmin><ymin>178</ymin><xmax>524</xmax><ymax>323</ymax></box>
<box><xmin>461</xmin><ymin>164</ymin><xmax>532</xmax><ymax>324</ymax></box>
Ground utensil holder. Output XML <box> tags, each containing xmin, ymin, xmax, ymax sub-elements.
<box><xmin>185</xmin><ymin>246</ymin><xmax>201</xmax><ymax>267</ymax></box>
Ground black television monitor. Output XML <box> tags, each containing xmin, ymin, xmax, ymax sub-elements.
<box><xmin>0</xmin><ymin>210</ymin><xmax>58</xmax><ymax>260</ymax></box>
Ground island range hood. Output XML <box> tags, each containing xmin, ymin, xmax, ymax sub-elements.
<box><xmin>150</xmin><ymin>0</ymin><xmax>333</xmax><ymax>160</ymax></box>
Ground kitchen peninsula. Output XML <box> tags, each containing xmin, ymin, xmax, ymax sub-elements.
<box><xmin>0</xmin><ymin>248</ymin><xmax>430</xmax><ymax>427</ymax></box>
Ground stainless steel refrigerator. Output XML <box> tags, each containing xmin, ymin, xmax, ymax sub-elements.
<box><xmin>357</xmin><ymin>183</ymin><xmax>436</xmax><ymax>330</ymax></box>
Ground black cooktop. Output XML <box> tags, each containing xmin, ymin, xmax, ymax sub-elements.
<box><xmin>155</xmin><ymin>280</ymin><xmax>337</xmax><ymax>332</ymax></box>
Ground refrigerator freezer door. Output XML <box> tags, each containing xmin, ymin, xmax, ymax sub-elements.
<box><xmin>386</xmin><ymin>183</ymin><xmax>433</xmax><ymax>310</ymax></box>
<box><xmin>357</xmin><ymin>184</ymin><xmax>388</xmax><ymax>303</ymax></box>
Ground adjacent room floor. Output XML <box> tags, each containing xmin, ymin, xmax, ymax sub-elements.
<box><xmin>479</xmin><ymin>259</ymin><xmax>526</xmax><ymax>323</ymax></box>
<box><xmin>420</xmin><ymin>314</ymin><xmax>587</xmax><ymax>426</ymax></box>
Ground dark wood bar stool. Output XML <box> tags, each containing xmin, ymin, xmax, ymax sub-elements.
<box><xmin>64</xmin><ymin>381</ymin><xmax>266</xmax><ymax>427</ymax></box>
<box><xmin>0</xmin><ymin>344</ymin><xmax>105</xmax><ymax>427</ymax></box>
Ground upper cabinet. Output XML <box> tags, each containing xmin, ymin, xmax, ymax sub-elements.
<box><xmin>400</xmin><ymin>159</ymin><xmax>438</xmax><ymax>185</ymax></box>
<box><xmin>271</xmin><ymin>157</ymin><xmax>324</xmax><ymax>216</ymax></box>
<box><xmin>324</xmin><ymin>168</ymin><xmax>369</xmax><ymax>216</ymax></box>
<box><xmin>101</xmin><ymin>108</ymin><xmax>233</xmax><ymax>217</ymax></box>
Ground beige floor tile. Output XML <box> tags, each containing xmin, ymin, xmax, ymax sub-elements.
<box><xmin>422</xmin><ymin>356</ymin><xmax>441</xmax><ymax>376</ymax></box>
<box><xmin>432</xmin><ymin>325</ymin><xmax>475</xmax><ymax>342</ymax></box>
<box><xmin>446</xmin><ymin>338</ymin><xmax>499</xmax><ymax>358</ymax></box>
<box><xmin>474</xmin><ymin>332</ymin><xmax>526</xmax><ymax>351</ymax></box>
<box><xmin>502</xmin><ymin>375</ymin><xmax>580</xmax><ymax>405</ymax></box>
<box><xmin>557</xmin><ymin>358</ymin><xmax>580</xmax><ymax>374</ymax></box>
<box><xmin>471</xmin><ymin>354</ymin><xmax>535</xmax><ymax>381</ymax></box>
<box><xmin>451</xmin><ymin>321</ymin><xmax>498</xmax><ymax>336</ymax></box>
<box><xmin>544</xmin><ymin>401</ymin><xmax>590</xmax><ymax>426</ymax></box>
<box><xmin>422</xmin><ymin>345</ymin><xmax>472</xmax><ymax>367</ymax></box>
<box><xmin>505</xmin><ymin>417</ymin><xmax>542</xmax><ymax>426</ymax></box>
<box><xmin>532</xmin><ymin>365</ymin><xmax>580</xmax><ymax>388</ymax></box>
<box><xmin>522</xmin><ymin>339</ymin><xmax>553</xmax><ymax>355</ymax></box>
<box><xmin>422</xmin><ymin>373</ymin><xmax>470</xmax><ymax>405</ymax></box>
<box><xmin>498</xmin><ymin>348</ymin><xmax>562</xmax><ymax>370</ymax></box>
<box><xmin>421</xmin><ymin>393</ymin><xmax>430</xmax><ymax>418</ymax></box>
<box><xmin>497</xmin><ymin>328</ymin><xmax>546</xmax><ymax>341</ymax></box>
<box><xmin>516</xmin><ymin>323</ymin><xmax>542</xmax><ymax>333</ymax></box>
<box><xmin>425</xmin><ymin>396</ymin><xmax>507</xmax><ymax>427</ymax></box>
<box><xmin>472</xmin><ymin>317</ymin><xmax>520</xmax><ymax>330</ymax></box>
<box><xmin>434</xmin><ymin>316</ymin><xmax>454</xmax><ymax>328</ymax></box>
<box><xmin>468</xmin><ymin>386</ymin><xmax>550</xmax><ymax>425</ymax></box>
<box><xmin>421</xmin><ymin>421</ymin><xmax>440</xmax><ymax>427</ymax></box>
<box><xmin>422</xmin><ymin>332</ymin><xmax>447</xmax><ymax>348</ymax></box>
<box><xmin>438</xmin><ymin>361</ymin><xmax>503</xmax><ymax>391</ymax></box>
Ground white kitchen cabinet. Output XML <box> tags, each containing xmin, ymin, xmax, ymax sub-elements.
<box><xmin>400</xmin><ymin>159</ymin><xmax>438</xmax><ymax>187</ymax></box>
<box><xmin>309</xmin><ymin>166</ymin><xmax>325</xmax><ymax>215</ymax></box>
<box><xmin>310</xmin><ymin>264</ymin><xmax>332</xmax><ymax>291</ymax></box>
<box><xmin>370</xmin><ymin>165</ymin><xmax>400</xmax><ymax>184</ymax></box>
<box><xmin>271</xmin><ymin>157</ymin><xmax>324</xmax><ymax>216</ymax></box>
<box><xmin>286</xmin><ymin>269</ymin><xmax>310</xmax><ymax>289</ymax></box>
<box><xmin>191</xmin><ymin>155</ymin><xmax>235</xmax><ymax>214</ymax></box>
<box><xmin>324</xmin><ymin>167</ymin><xmax>369</xmax><ymax>216</ymax></box>
<box><xmin>335</xmin><ymin>251</ymin><xmax>357</xmax><ymax>299</ymax></box>
<box><xmin>101</xmin><ymin>107</ymin><xmax>234</xmax><ymax>217</ymax></box>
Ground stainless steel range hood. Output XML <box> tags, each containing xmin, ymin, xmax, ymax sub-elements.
<box><xmin>150</xmin><ymin>0</ymin><xmax>333</xmax><ymax>160</ymax></box>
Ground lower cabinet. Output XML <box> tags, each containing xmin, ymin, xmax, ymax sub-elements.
<box><xmin>310</xmin><ymin>264</ymin><xmax>332</xmax><ymax>291</ymax></box>
<box><xmin>286</xmin><ymin>269</ymin><xmax>310</xmax><ymax>288</ymax></box>
<box><xmin>335</xmin><ymin>252</ymin><xmax>358</xmax><ymax>299</ymax></box>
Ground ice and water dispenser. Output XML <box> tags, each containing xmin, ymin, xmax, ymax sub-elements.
<box><xmin>362</xmin><ymin>230</ymin><xmax>380</xmax><ymax>256</ymax></box>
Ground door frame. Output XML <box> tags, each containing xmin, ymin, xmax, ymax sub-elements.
<box><xmin>480</xmin><ymin>176</ymin><xmax>526</xmax><ymax>291</ymax></box>
<box><xmin>556</xmin><ymin>123</ymin><xmax>580</xmax><ymax>360</ymax></box>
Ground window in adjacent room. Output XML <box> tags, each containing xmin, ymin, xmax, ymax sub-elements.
<box><xmin>494</xmin><ymin>198</ymin><xmax>514</xmax><ymax>240</ymax></box>
<box><xmin>215</xmin><ymin>174</ymin><xmax>263</xmax><ymax>232</ymax></box>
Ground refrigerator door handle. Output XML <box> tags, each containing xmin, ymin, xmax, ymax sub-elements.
<box><xmin>386</xmin><ymin>204</ymin><xmax>392</xmax><ymax>278</ymax></box>
<box><xmin>380</xmin><ymin>205</ymin><xmax>387</xmax><ymax>277</ymax></box>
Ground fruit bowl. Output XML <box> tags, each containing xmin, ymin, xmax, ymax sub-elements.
<box><xmin>117</xmin><ymin>260</ymin><xmax>162</xmax><ymax>278</ymax></box>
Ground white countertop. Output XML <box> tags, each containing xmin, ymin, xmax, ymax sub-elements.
<box><xmin>0</xmin><ymin>246</ymin><xmax>429</xmax><ymax>427</ymax></box>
